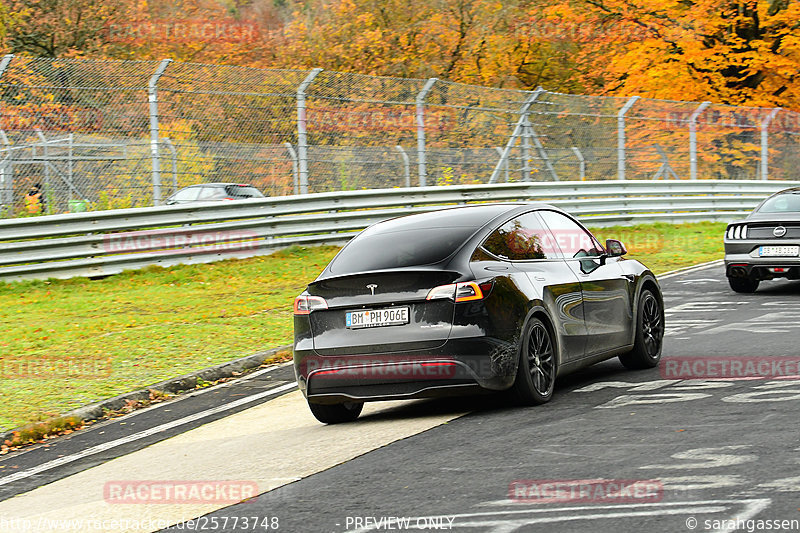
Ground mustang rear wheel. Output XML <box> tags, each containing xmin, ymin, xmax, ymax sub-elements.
<box><xmin>619</xmin><ymin>289</ymin><xmax>664</xmax><ymax>370</ymax></box>
<box><xmin>512</xmin><ymin>317</ymin><xmax>557</xmax><ymax>405</ymax></box>
<box><xmin>728</xmin><ymin>276</ymin><xmax>759</xmax><ymax>293</ymax></box>
<box><xmin>308</xmin><ymin>401</ymin><xmax>363</xmax><ymax>424</ymax></box>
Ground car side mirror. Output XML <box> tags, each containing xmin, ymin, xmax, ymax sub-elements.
<box><xmin>605</xmin><ymin>239</ymin><xmax>628</xmax><ymax>257</ymax></box>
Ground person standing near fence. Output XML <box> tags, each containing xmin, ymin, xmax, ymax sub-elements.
<box><xmin>24</xmin><ymin>183</ymin><xmax>45</xmax><ymax>215</ymax></box>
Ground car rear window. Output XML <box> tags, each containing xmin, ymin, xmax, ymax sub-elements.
<box><xmin>225</xmin><ymin>185</ymin><xmax>264</xmax><ymax>198</ymax></box>
<box><xmin>757</xmin><ymin>193</ymin><xmax>800</xmax><ymax>213</ymax></box>
<box><xmin>329</xmin><ymin>206</ymin><xmax>507</xmax><ymax>274</ymax></box>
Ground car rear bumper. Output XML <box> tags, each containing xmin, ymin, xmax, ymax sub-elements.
<box><xmin>724</xmin><ymin>240</ymin><xmax>800</xmax><ymax>280</ymax></box>
<box><xmin>293</xmin><ymin>336</ymin><xmax>518</xmax><ymax>403</ymax></box>
<box><xmin>725</xmin><ymin>255</ymin><xmax>800</xmax><ymax>280</ymax></box>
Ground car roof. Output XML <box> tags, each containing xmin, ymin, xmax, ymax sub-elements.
<box><xmin>369</xmin><ymin>202</ymin><xmax>561</xmax><ymax>233</ymax></box>
<box><xmin>185</xmin><ymin>182</ymin><xmax>255</xmax><ymax>187</ymax></box>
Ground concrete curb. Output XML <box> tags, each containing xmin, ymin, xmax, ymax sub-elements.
<box><xmin>1</xmin><ymin>345</ymin><xmax>292</xmax><ymax>445</ymax></box>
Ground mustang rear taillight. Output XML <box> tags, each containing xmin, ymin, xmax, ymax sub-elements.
<box><xmin>726</xmin><ymin>224</ymin><xmax>748</xmax><ymax>239</ymax></box>
<box><xmin>293</xmin><ymin>295</ymin><xmax>328</xmax><ymax>315</ymax></box>
<box><xmin>426</xmin><ymin>281</ymin><xmax>490</xmax><ymax>302</ymax></box>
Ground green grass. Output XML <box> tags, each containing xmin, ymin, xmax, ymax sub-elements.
<box><xmin>0</xmin><ymin>222</ymin><xmax>726</xmax><ymax>433</ymax></box>
<box><xmin>590</xmin><ymin>221</ymin><xmax>726</xmax><ymax>273</ymax></box>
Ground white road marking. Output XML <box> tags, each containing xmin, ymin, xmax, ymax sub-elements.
<box><xmin>669</xmin><ymin>301</ymin><xmax>749</xmax><ymax>312</ymax></box>
<box><xmin>345</xmin><ymin>499</ymin><xmax>771</xmax><ymax>533</ymax></box>
<box><xmin>2</xmin><ymin>360</ymin><xmax>296</xmax><ymax>465</ymax></box>
<box><xmin>640</xmin><ymin>446</ymin><xmax>756</xmax><ymax>470</ymax></box>
<box><xmin>658</xmin><ymin>260</ymin><xmax>724</xmax><ymax>280</ymax></box>
<box><xmin>712</xmin><ymin>498</ymin><xmax>772</xmax><ymax>533</ymax></box>
<box><xmin>0</xmin><ymin>381</ymin><xmax>298</xmax><ymax>488</ymax></box>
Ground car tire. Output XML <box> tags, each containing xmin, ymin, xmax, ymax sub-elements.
<box><xmin>512</xmin><ymin>317</ymin><xmax>557</xmax><ymax>405</ymax></box>
<box><xmin>308</xmin><ymin>401</ymin><xmax>363</xmax><ymax>424</ymax></box>
<box><xmin>728</xmin><ymin>276</ymin><xmax>759</xmax><ymax>293</ymax></box>
<box><xmin>619</xmin><ymin>289</ymin><xmax>664</xmax><ymax>370</ymax></box>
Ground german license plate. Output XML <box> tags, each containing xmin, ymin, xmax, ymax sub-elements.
<box><xmin>346</xmin><ymin>307</ymin><xmax>409</xmax><ymax>329</ymax></box>
<box><xmin>759</xmin><ymin>245</ymin><xmax>799</xmax><ymax>257</ymax></box>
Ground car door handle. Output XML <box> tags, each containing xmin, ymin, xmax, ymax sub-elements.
<box><xmin>485</xmin><ymin>266</ymin><xmax>509</xmax><ymax>271</ymax></box>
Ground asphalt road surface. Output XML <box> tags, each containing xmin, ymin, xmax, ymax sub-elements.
<box><xmin>2</xmin><ymin>260</ymin><xmax>799</xmax><ymax>533</ymax></box>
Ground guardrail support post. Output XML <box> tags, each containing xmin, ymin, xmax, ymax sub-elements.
<box><xmin>760</xmin><ymin>108</ymin><xmax>781</xmax><ymax>181</ymax></box>
<box><xmin>297</xmin><ymin>68</ymin><xmax>323</xmax><ymax>195</ymax></box>
<box><xmin>416</xmin><ymin>78</ymin><xmax>438</xmax><ymax>187</ymax></box>
<box><xmin>489</xmin><ymin>87</ymin><xmax>544</xmax><ymax>183</ymax></box>
<box><xmin>689</xmin><ymin>101</ymin><xmax>710</xmax><ymax>180</ymax></box>
<box><xmin>149</xmin><ymin>59</ymin><xmax>172</xmax><ymax>206</ymax></box>
<box><xmin>617</xmin><ymin>96</ymin><xmax>639</xmax><ymax>181</ymax></box>
<box><xmin>396</xmin><ymin>145</ymin><xmax>411</xmax><ymax>187</ymax></box>
<box><xmin>284</xmin><ymin>142</ymin><xmax>299</xmax><ymax>195</ymax></box>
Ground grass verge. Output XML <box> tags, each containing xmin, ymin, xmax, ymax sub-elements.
<box><xmin>0</xmin><ymin>222</ymin><xmax>726</xmax><ymax>433</ymax></box>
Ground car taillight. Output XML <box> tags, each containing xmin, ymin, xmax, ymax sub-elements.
<box><xmin>293</xmin><ymin>295</ymin><xmax>328</xmax><ymax>315</ymax></box>
<box><xmin>426</xmin><ymin>281</ymin><xmax>491</xmax><ymax>302</ymax></box>
<box><xmin>726</xmin><ymin>224</ymin><xmax>748</xmax><ymax>239</ymax></box>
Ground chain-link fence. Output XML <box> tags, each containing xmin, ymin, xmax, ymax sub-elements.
<box><xmin>0</xmin><ymin>55</ymin><xmax>798</xmax><ymax>217</ymax></box>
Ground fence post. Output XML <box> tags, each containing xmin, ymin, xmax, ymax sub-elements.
<box><xmin>68</xmin><ymin>133</ymin><xmax>74</xmax><ymax>204</ymax></box>
<box><xmin>494</xmin><ymin>147</ymin><xmax>509</xmax><ymax>182</ymax></box>
<box><xmin>571</xmin><ymin>147</ymin><xmax>586</xmax><ymax>181</ymax></box>
<box><xmin>415</xmin><ymin>78</ymin><xmax>438</xmax><ymax>187</ymax></box>
<box><xmin>148</xmin><ymin>59</ymin><xmax>171</xmax><ymax>206</ymax></box>
<box><xmin>528</xmin><ymin>119</ymin><xmax>559</xmax><ymax>181</ymax></box>
<box><xmin>0</xmin><ymin>54</ymin><xmax>14</xmax><ymax>79</ymax></box>
<box><xmin>489</xmin><ymin>87</ymin><xmax>544</xmax><ymax>183</ymax></box>
<box><xmin>0</xmin><ymin>130</ymin><xmax>10</xmax><ymax>210</ymax></box>
<box><xmin>34</xmin><ymin>129</ymin><xmax>51</xmax><ymax>210</ymax></box>
<box><xmin>284</xmin><ymin>142</ymin><xmax>299</xmax><ymax>195</ymax></box>
<box><xmin>617</xmin><ymin>96</ymin><xmax>639</xmax><ymax>181</ymax></box>
<box><xmin>297</xmin><ymin>68</ymin><xmax>323</xmax><ymax>195</ymax></box>
<box><xmin>521</xmin><ymin>117</ymin><xmax>533</xmax><ymax>182</ymax></box>
<box><xmin>689</xmin><ymin>101</ymin><xmax>710</xmax><ymax>180</ymax></box>
<box><xmin>396</xmin><ymin>145</ymin><xmax>411</xmax><ymax>187</ymax></box>
<box><xmin>0</xmin><ymin>56</ymin><xmax>14</xmax><ymax>211</ymax></box>
<box><xmin>161</xmin><ymin>137</ymin><xmax>178</xmax><ymax>192</ymax></box>
<box><xmin>760</xmin><ymin>108</ymin><xmax>781</xmax><ymax>181</ymax></box>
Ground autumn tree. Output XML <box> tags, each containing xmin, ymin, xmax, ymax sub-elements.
<box><xmin>273</xmin><ymin>0</ymin><xmax>577</xmax><ymax>90</ymax></box>
<box><xmin>2</xmin><ymin>0</ymin><xmax>124</xmax><ymax>57</ymax></box>
<box><xmin>543</xmin><ymin>0</ymin><xmax>800</xmax><ymax>107</ymax></box>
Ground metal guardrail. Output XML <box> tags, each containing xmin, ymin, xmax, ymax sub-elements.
<box><xmin>2</xmin><ymin>180</ymin><xmax>797</xmax><ymax>282</ymax></box>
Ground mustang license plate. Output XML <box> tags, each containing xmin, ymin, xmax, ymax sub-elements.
<box><xmin>758</xmin><ymin>245</ymin><xmax>799</xmax><ymax>257</ymax></box>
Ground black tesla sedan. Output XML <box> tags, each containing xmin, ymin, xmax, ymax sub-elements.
<box><xmin>725</xmin><ymin>187</ymin><xmax>800</xmax><ymax>293</ymax></box>
<box><xmin>293</xmin><ymin>203</ymin><xmax>664</xmax><ymax>423</ymax></box>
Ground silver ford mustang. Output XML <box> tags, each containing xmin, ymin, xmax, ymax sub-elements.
<box><xmin>725</xmin><ymin>187</ymin><xmax>800</xmax><ymax>293</ymax></box>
